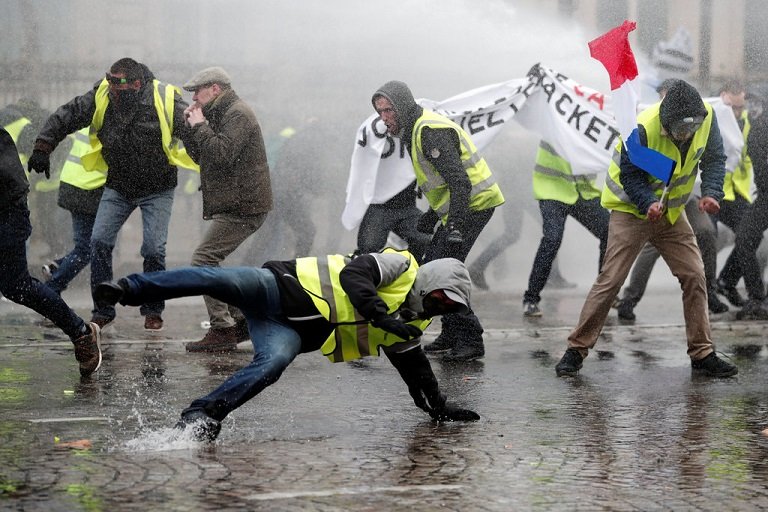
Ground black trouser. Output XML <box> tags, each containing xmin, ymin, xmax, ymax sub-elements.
<box><xmin>715</xmin><ymin>196</ymin><xmax>751</xmax><ymax>287</ymax></box>
<box><xmin>524</xmin><ymin>198</ymin><xmax>609</xmax><ymax>304</ymax></box>
<box><xmin>0</xmin><ymin>202</ymin><xmax>85</xmax><ymax>340</ymax></box>
<box><xmin>720</xmin><ymin>195</ymin><xmax>768</xmax><ymax>300</ymax></box>
<box><xmin>424</xmin><ymin>208</ymin><xmax>495</xmax><ymax>345</ymax></box>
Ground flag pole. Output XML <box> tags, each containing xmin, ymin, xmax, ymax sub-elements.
<box><xmin>659</xmin><ymin>186</ymin><xmax>669</xmax><ymax>211</ymax></box>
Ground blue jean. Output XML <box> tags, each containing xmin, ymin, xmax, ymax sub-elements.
<box><xmin>47</xmin><ymin>211</ymin><xmax>95</xmax><ymax>294</ymax></box>
<box><xmin>524</xmin><ymin>197</ymin><xmax>609</xmax><ymax>303</ymax></box>
<box><xmin>121</xmin><ymin>266</ymin><xmax>302</xmax><ymax>421</ymax></box>
<box><xmin>0</xmin><ymin>203</ymin><xmax>86</xmax><ymax>340</ymax></box>
<box><xmin>90</xmin><ymin>187</ymin><xmax>174</xmax><ymax>320</ymax></box>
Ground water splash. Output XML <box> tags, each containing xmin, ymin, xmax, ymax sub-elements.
<box><xmin>121</xmin><ymin>424</ymin><xmax>214</xmax><ymax>452</ymax></box>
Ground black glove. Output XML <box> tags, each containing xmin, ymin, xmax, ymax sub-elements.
<box><xmin>429</xmin><ymin>403</ymin><xmax>480</xmax><ymax>422</ymax></box>
<box><xmin>445</xmin><ymin>220</ymin><xmax>464</xmax><ymax>244</ymax></box>
<box><xmin>372</xmin><ymin>314</ymin><xmax>423</xmax><ymax>341</ymax></box>
<box><xmin>416</xmin><ymin>209</ymin><xmax>439</xmax><ymax>234</ymax></box>
<box><xmin>28</xmin><ymin>149</ymin><xmax>51</xmax><ymax>179</ymax></box>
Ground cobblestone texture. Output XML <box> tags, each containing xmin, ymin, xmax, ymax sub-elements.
<box><xmin>1</xmin><ymin>288</ymin><xmax>768</xmax><ymax>510</ymax></box>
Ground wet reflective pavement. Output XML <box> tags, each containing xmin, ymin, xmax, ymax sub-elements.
<box><xmin>2</xmin><ymin>287</ymin><xmax>768</xmax><ymax>511</ymax></box>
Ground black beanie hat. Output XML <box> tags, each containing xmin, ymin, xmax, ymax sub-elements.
<box><xmin>659</xmin><ymin>80</ymin><xmax>707</xmax><ymax>131</ymax></box>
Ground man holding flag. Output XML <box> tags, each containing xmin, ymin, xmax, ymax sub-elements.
<box><xmin>555</xmin><ymin>22</ymin><xmax>738</xmax><ymax>378</ymax></box>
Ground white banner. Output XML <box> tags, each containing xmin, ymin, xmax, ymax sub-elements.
<box><xmin>342</xmin><ymin>65</ymin><xmax>744</xmax><ymax>230</ymax></box>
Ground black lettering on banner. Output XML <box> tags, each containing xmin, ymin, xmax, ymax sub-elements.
<box><xmin>541</xmin><ymin>82</ymin><xmax>555</xmax><ymax>102</ymax></box>
<box><xmin>381</xmin><ymin>136</ymin><xmax>395</xmax><ymax>158</ymax></box>
<box><xmin>555</xmin><ymin>72</ymin><xmax>569</xmax><ymax>82</ymax></box>
<box><xmin>357</xmin><ymin>125</ymin><xmax>367</xmax><ymax>147</ymax></box>
<box><xmin>400</xmin><ymin>138</ymin><xmax>407</xmax><ymax>159</ymax></box>
<box><xmin>567</xmin><ymin>104</ymin><xmax>589</xmax><ymax>130</ymax></box>
<box><xmin>604</xmin><ymin>126</ymin><xmax>621</xmax><ymax>151</ymax></box>
<box><xmin>371</xmin><ymin>116</ymin><xmax>387</xmax><ymax>139</ymax></box>
<box><xmin>522</xmin><ymin>82</ymin><xmax>537</xmax><ymax>98</ymax></box>
<box><xmin>487</xmin><ymin>111</ymin><xmax>504</xmax><ymax>127</ymax></box>
<box><xmin>555</xmin><ymin>93</ymin><xmax>572</xmax><ymax>116</ymax></box>
<box><xmin>369</xmin><ymin>115</ymin><xmax>399</xmax><ymax>159</ymax></box>
<box><xmin>584</xmin><ymin>116</ymin><xmax>606</xmax><ymax>143</ymax></box>
<box><xmin>468</xmin><ymin>113</ymin><xmax>485</xmax><ymax>135</ymax></box>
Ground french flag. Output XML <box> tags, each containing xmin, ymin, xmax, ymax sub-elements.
<box><xmin>589</xmin><ymin>20</ymin><xmax>675</xmax><ymax>184</ymax></box>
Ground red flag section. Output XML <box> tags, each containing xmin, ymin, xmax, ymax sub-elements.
<box><xmin>588</xmin><ymin>20</ymin><xmax>638</xmax><ymax>90</ymax></box>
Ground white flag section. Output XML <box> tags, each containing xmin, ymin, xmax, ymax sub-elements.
<box><xmin>512</xmin><ymin>67</ymin><xmax>618</xmax><ymax>176</ymax></box>
<box><xmin>343</xmin><ymin>65</ymin><xmax>748</xmax><ymax>230</ymax></box>
<box><xmin>705</xmin><ymin>97</ymin><xmax>745</xmax><ymax>173</ymax></box>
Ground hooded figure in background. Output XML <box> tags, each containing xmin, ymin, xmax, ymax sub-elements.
<box><xmin>371</xmin><ymin>80</ymin><xmax>505</xmax><ymax>362</ymax></box>
<box><xmin>555</xmin><ymin>80</ymin><xmax>738</xmax><ymax>379</ymax></box>
<box><xmin>94</xmin><ymin>248</ymin><xmax>480</xmax><ymax>442</ymax></box>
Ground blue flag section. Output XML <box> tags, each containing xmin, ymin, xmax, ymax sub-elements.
<box><xmin>625</xmin><ymin>129</ymin><xmax>675</xmax><ymax>184</ymax></box>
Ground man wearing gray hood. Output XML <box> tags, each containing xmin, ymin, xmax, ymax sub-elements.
<box><xmin>555</xmin><ymin>80</ymin><xmax>738</xmax><ymax>379</ymax></box>
<box><xmin>94</xmin><ymin>249</ymin><xmax>479</xmax><ymax>441</ymax></box>
<box><xmin>371</xmin><ymin>81</ymin><xmax>505</xmax><ymax>361</ymax></box>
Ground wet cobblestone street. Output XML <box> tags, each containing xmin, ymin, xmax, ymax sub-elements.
<box><xmin>2</xmin><ymin>288</ymin><xmax>768</xmax><ymax>511</ymax></box>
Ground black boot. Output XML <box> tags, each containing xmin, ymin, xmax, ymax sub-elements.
<box><xmin>424</xmin><ymin>313</ymin><xmax>463</xmax><ymax>353</ymax></box>
<box><xmin>443</xmin><ymin>311</ymin><xmax>485</xmax><ymax>362</ymax></box>
<box><xmin>174</xmin><ymin>409</ymin><xmax>222</xmax><ymax>442</ymax></box>
<box><xmin>707</xmin><ymin>288</ymin><xmax>729</xmax><ymax>314</ymax></box>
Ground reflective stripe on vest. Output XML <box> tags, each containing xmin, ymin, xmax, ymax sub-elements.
<box><xmin>601</xmin><ymin>102</ymin><xmax>713</xmax><ymax>225</ymax></box>
<box><xmin>410</xmin><ymin>110</ymin><xmax>504</xmax><ymax>221</ymax></box>
<box><xmin>60</xmin><ymin>128</ymin><xmax>106</xmax><ymax>191</ymax></box>
<box><xmin>532</xmin><ymin>140</ymin><xmax>601</xmax><ymax>203</ymax></box>
<box><xmin>723</xmin><ymin>110</ymin><xmax>752</xmax><ymax>202</ymax></box>
<box><xmin>295</xmin><ymin>249</ymin><xmax>432</xmax><ymax>363</ymax></box>
<box><xmin>80</xmin><ymin>79</ymin><xmax>199</xmax><ymax>172</ymax></box>
<box><xmin>4</xmin><ymin>117</ymin><xmax>31</xmax><ymax>165</ymax></box>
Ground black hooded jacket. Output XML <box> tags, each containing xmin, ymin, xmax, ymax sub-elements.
<box><xmin>35</xmin><ymin>63</ymin><xmax>192</xmax><ymax>200</ymax></box>
<box><xmin>372</xmin><ymin>81</ymin><xmax>472</xmax><ymax>226</ymax></box>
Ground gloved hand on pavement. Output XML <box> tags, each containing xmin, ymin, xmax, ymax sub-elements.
<box><xmin>28</xmin><ymin>149</ymin><xmax>51</xmax><ymax>179</ymax></box>
<box><xmin>372</xmin><ymin>314</ymin><xmax>423</xmax><ymax>340</ymax></box>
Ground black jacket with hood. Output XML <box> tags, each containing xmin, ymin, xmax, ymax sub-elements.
<box><xmin>0</xmin><ymin>128</ymin><xmax>29</xmax><ymax>209</ymax></box>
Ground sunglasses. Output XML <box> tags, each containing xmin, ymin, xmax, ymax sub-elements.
<box><xmin>669</xmin><ymin>116</ymin><xmax>704</xmax><ymax>138</ymax></box>
<box><xmin>105</xmin><ymin>73</ymin><xmax>130</xmax><ymax>85</ymax></box>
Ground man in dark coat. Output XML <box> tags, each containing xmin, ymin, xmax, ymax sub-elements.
<box><xmin>28</xmin><ymin>57</ymin><xmax>194</xmax><ymax>332</ymax></box>
<box><xmin>181</xmin><ymin>66</ymin><xmax>273</xmax><ymax>352</ymax></box>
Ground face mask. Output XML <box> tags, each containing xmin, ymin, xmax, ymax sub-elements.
<box><xmin>110</xmin><ymin>88</ymin><xmax>140</xmax><ymax>109</ymax></box>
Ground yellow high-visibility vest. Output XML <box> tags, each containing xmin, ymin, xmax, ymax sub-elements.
<box><xmin>601</xmin><ymin>102</ymin><xmax>713</xmax><ymax>225</ymax></box>
<box><xmin>4</xmin><ymin>117</ymin><xmax>31</xmax><ymax>165</ymax></box>
<box><xmin>723</xmin><ymin>110</ymin><xmax>752</xmax><ymax>202</ymax></box>
<box><xmin>80</xmin><ymin>79</ymin><xmax>199</xmax><ymax>172</ymax></box>
<box><xmin>411</xmin><ymin>110</ymin><xmax>504</xmax><ymax>222</ymax></box>
<box><xmin>60</xmin><ymin>128</ymin><xmax>106</xmax><ymax>190</ymax></box>
<box><xmin>533</xmin><ymin>140</ymin><xmax>601</xmax><ymax>203</ymax></box>
<box><xmin>296</xmin><ymin>249</ymin><xmax>431</xmax><ymax>362</ymax></box>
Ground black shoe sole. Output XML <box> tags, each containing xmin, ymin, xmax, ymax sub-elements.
<box><xmin>556</xmin><ymin>367</ymin><xmax>580</xmax><ymax>377</ymax></box>
<box><xmin>443</xmin><ymin>350</ymin><xmax>485</xmax><ymax>361</ymax></box>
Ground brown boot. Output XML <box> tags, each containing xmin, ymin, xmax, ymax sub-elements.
<box><xmin>186</xmin><ymin>326</ymin><xmax>240</xmax><ymax>353</ymax></box>
<box><xmin>234</xmin><ymin>318</ymin><xmax>250</xmax><ymax>342</ymax></box>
